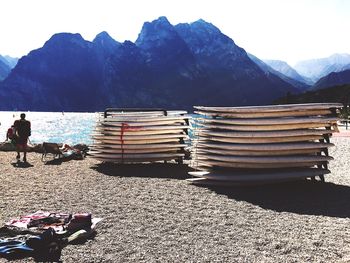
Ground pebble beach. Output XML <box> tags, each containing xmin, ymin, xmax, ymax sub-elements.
<box><xmin>1</xmin><ymin>136</ymin><xmax>350</xmax><ymax>262</ymax></box>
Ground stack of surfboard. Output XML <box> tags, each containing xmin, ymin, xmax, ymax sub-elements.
<box><xmin>89</xmin><ymin>109</ymin><xmax>190</xmax><ymax>163</ymax></box>
<box><xmin>188</xmin><ymin>103</ymin><xmax>342</xmax><ymax>184</ymax></box>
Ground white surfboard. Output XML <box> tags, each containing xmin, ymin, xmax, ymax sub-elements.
<box><xmin>96</xmin><ymin>138</ymin><xmax>181</xmax><ymax>145</ymax></box>
<box><xmin>196</xmin><ymin>117</ymin><xmax>338</xmax><ymax>126</ymax></box>
<box><xmin>102</xmin><ymin>110</ymin><xmax>187</xmax><ymax>116</ymax></box>
<box><xmin>194</xmin><ymin>103</ymin><xmax>342</xmax><ymax>113</ymax></box>
<box><xmin>194</xmin><ymin>109</ymin><xmax>333</xmax><ymax>118</ymax></box>
<box><xmin>102</xmin><ymin>116</ymin><xmax>191</xmax><ymax>123</ymax></box>
<box><xmin>89</xmin><ymin>152</ymin><xmax>185</xmax><ymax>159</ymax></box>
<box><xmin>193</xmin><ymin>154</ymin><xmax>333</xmax><ymax>163</ymax></box>
<box><xmin>194</xmin><ymin>129</ymin><xmax>334</xmax><ymax>138</ymax></box>
<box><xmin>193</xmin><ymin>142</ymin><xmax>334</xmax><ymax>151</ymax></box>
<box><xmin>100</xmin><ymin>120</ymin><xmax>188</xmax><ymax>127</ymax></box>
<box><xmin>197</xmin><ymin>135</ymin><xmax>324</xmax><ymax>144</ymax></box>
<box><xmin>89</xmin><ymin>147</ymin><xmax>181</xmax><ymax>154</ymax></box>
<box><xmin>191</xmin><ymin>160</ymin><xmax>328</xmax><ymax>169</ymax></box>
<box><xmin>91</xmin><ymin>134</ymin><xmax>188</xmax><ymax>141</ymax></box>
<box><xmin>194</xmin><ymin>147</ymin><xmax>323</xmax><ymax>156</ymax></box>
<box><xmin>193</xmin><ymin>122</ymin><xmax>334</xmax><ymax>131</ymax></box>
<box><xmin>91</xmin><ymin>142</ymin><xmax>187</xmax><ymax>149</ymax></box>
<box><xmin>96</xmin><ymin>125</ymin><xmax>190</xmax><ymax>131</ymax></box>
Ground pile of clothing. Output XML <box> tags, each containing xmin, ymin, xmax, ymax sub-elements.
<box><xmin>0</xmin><ymin>211</ymin><xmax>101</xmax><ymax>261</ymax></box>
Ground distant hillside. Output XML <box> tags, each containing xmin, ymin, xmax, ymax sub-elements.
<box><xmin>0</xmin><ymin>56</ymin><xmax>11</xmax><ymax>81</ymax></box>
<box><xmin>275</xmin><ymin>84</ymin><xmax>350</xmax><ymax>107</ymax></box>
<box><xmin>313</xmin><ymin>69</ymin><xmax>350</xmax><ymax>90</ymax></box>
<box><xmin>263</xmin><ymin>59</ymin><xmax>309</xmax><ymax>84</ymax></box>
<box><xmin>0</xmin><ymin>55</ymin><xmax>18</xmax><ymax>81</ymax></box>
<box><xmin>0</xmin><ymin>17</ymin><xmax>298</xmax><ymax>112</ymax></box>
<box><xmin>248</xmin><ymin>54</ymin><xmax>309</xmax><ymax>90</ymax></box>
<box><xmin>294</xmin><ymin>53</ymin><xmax>350</xmax><ymax>83</ymax></box>
<box><xmin>3</xmin><ymin>55</ymin><xmax>19</xmax><ymax>69</ymax></box>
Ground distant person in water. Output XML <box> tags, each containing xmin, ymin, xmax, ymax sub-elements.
<box><xmin>13</xmin><ymin>113</ymin><xmax>31</xmax><ymax>162</ymax></box>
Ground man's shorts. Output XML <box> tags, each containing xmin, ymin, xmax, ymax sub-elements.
<box><xmin>16</xmin><ymin>136</ymin><xmax>28</xmax><ymax>147</ymax></box>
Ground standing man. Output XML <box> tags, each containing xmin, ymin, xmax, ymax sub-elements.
<box><xmin>14</xmin><ymin>113</ymin><xmax>31</xmax><ymax>162</ymax></box>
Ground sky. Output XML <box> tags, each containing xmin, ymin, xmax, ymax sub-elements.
<box><xmin>0</xmin><ymin>0</ymin><xmax>349</xmax><ymax>66</ymax></box>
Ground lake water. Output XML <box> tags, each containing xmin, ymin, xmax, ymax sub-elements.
<box><xmin>0</xmin><ymin>112</ymin><xmax>99</xmax><ymax>145</ymax></box>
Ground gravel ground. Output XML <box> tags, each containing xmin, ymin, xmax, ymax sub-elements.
<box><xmin>1</xmin><ymin>137</ymin><xmax>350</xmax><ymax>262</ymax></box>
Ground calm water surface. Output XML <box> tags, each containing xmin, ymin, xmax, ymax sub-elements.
<box><xmin>0</xmin><ymin>112</ymin><xmax>99</xmax><ymax>145</ymax></box>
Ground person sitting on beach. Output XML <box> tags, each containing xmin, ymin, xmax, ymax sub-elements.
<box><xmin>6</xmin><ymin>125</ymin><xmax>18</xmax><ymax>146</ymax></box>
<box><xmin>60</xmin><ymin>143</ymin><xmax>83</xmax><ymax>159</ymax></box>
<box><xmin>6</xmin><ymin>125</ymin><xmax>15</xmax><ymax>141</ymax></box>
<box><xmin>13</xmin><ymin>113</ymin><xmax>31</xmax><ymax>163</ymax></box>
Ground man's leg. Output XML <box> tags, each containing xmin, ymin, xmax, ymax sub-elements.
<box><xmin>23</xmin><ymin>147</ymin><xmax>27</xmax><ymax>162</ymax></box>
<box><xmin>23</xmin><ymin>139</ymin><xmax>28</xmax><ymax>162</ymax></box>
<box><xmin>16</xmin><ymin>145</ymin><xmax>21</xmax><ymax>161</ymax></box>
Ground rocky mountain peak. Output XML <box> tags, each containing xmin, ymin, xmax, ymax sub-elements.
<box><xmin>93</xmin><ymin>31</ymin><xmax>119</xmax><ymax>45</ymax></box>
<box><xmin>42</xmin><ymin>33</ymin><xmax>90</xmax><ymax>51</ymax></box>
<box><xmin>190</xmin><ymin>19</ymin><xmax>222</xmax><ymax>37</ymax></box>
<box><xmin>93</xmin><ymin>31</ymin><xmax>121</xmax><ymax>56</ymax></box>
<box><xmin>175</xmin><ymin>18</ymin><xmax>251</xmax><ymax>73</ymax></box>
<box><xmin>135</xmin><ymin>16</ymin><xmax>179</xmax><ymax>49</ymax></box>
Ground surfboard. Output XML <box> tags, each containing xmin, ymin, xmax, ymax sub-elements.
<box><xmin>193</xmin><ymin>122</ymin><xmax>334</xmax><ymax>131</ymax></box>
<box><xmin>95</xmin><ymin>125</ymin><xmax>191</xmax><ymax>131</ymax></box>
<box><xmin>102</xmin><ymin>110</ymin><xmax>188</xmax><ymax>117</ymax></box>
<box><xmin>100</xmin><ymin>120</ymin><xmax>188</xmax><ymax>127</ymax></box>
<box><xmin>89</xmin><ymin>147</ymin><xmax>181</xmax><ymax>154</ymax></box>
<box><xmin>91</xmin><ymin>156</ymin><xmax>184</xmax><ymax>163</ymax></box>
<box><xmin>91</xmin><ymin>134</ymin><xmax>188</xmax><ymax>141</ymax></box>
<box><xmin>196</xmin><ymin>135</ymin><xmax>324</xmax><ymax>144</ymax></box>
<box><xmin>193</xmin><ymin>154</ymin><xmax>333</xmax><ymax>163</ymax></box>
<box><xmin>194</xmin><ymin>109</ymin><xmax>333</xmax><ymax>118</ymax></box>
<box><xmin>194</xmin><ymin>103</ymin><xmax>342</xmax><ymax>113</ymax></box>
<box><xmin>91</xmin><ymin>143</ymin><xmax>187</xmax><ymax>149</ymax></box>
<box><xmin>102</xmin><ymin>116</ymin><xmax>191</xmax><ymax>123</ymax></box>
<box><xmin>191</xmin><ymin>160</ymin><xmax>328</xmax><ymax>169</ymax></box>
<box><xmin>95</xmin><ymin>138</ymin><xmax>181</xmax><ymax>145</ymax></box>
<box><xmin>88</xmin><ymin>152</ymin><xmax>184</xmax><ymax>159</ymax></box>
<box><xmin>93</xmin><ymin>129</ymin><xmax>187</xmax><ymax>136</ymax></box>
<box><xmin>193</xmin><ymin>147</ymin><xmax>323</xmax><ymax>156</ymax></box>
<box><xmin>193</xmin><ymin>142</ymin><xmax>334</xmax><ymax>151</ymax></box>
<box><xmin>194</xmin><ymin>129</ymin><xmax>334</xmax><ymax>138</ymax></box>
<box><xmin>89</xmin><ymin>151</ymin><xmax>185</xmax><ymax>163</ymax></box>
<box><xmin>196</xmin><ymin>117</ymin><xmax>338</xmax><ymax>126</ymax></box>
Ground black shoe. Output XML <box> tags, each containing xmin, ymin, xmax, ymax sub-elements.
<box><xmin>23</xmin><ymin>158</ymin><xmax>27</xmax><ymax>163</ymax></box>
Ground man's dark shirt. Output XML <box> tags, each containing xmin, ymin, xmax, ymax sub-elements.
<box><xmin>14</xmin><ymin>119</ymin><xmax>31</xmax><ymax>138</ymax></box>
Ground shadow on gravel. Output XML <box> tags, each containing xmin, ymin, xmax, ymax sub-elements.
<box><xmin>204</xmin><ymin>180</ymin><xmax>350</xmax><ymax>218</ymax></box>
<box><xmin>91</xmin><ymin>162</ymin><xmax>192</xmax><ymax>180</ymax></box>
<box><xmin>11</xmin><ymin>161</ymin><xmax>34</xmax><ymax>168</ymax></box>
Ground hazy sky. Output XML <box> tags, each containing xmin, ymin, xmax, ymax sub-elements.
<box><xmin>0</xmin><ymin>0</ymin><xmax>349</xmax><ymax>65</ymax></box>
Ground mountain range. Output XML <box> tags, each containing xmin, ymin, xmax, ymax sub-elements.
<box><xmin>294</xmin><ymin>53</ymin><xmax>350</xmax><ymax>83</ymax></box>
<box><xmin>248</xmin><ymin>54</ymin><xmax>310</xmax><ymax>90</ymax></box>
<box><xmin>0</xmin><ymin>17</ymin><xmax>349</xmax><ymax>112</ymax></box>
<box><xmin>263</xmin><ymin>59</ymin><xmax>309</xmax><ymax>85</ymax></box>
<box><xmin>0</xmin><ymin>17</ymin><xmax>299</xmax><ymax>112</ymax></box>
